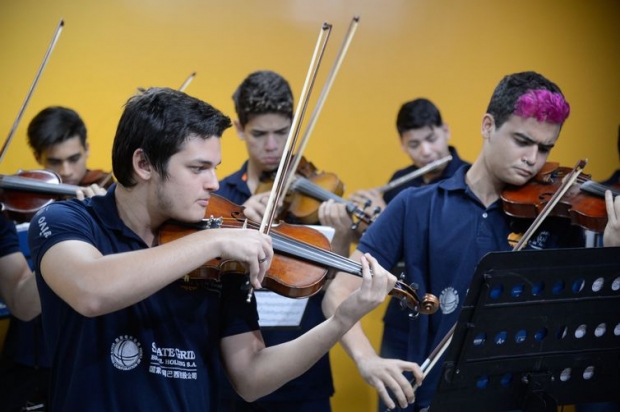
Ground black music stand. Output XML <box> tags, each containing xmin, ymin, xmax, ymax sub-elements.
<box><xmin>431</xmin><ymin>247</ymin><xmax>620</xmax><ymax>411</ymax></box>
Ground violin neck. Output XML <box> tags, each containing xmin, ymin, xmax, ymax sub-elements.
<box><xmin>580</xmin><ymin>180</ymin><xmax>620</xmax><ymax>198</ymax></box>
<box><xmin>0</xmin><ymin>175</ymin><xmax>78</xmax><ymax>197</ymax></box>
<box><xmin>290</xmin><ymin>176</ymin><xmax>345</xmax><ymax>203</ymax></box>
<box><xmin>271</xmin><ymin>231</ymin><xmax>362</xmax><ymax>276</ymax></box>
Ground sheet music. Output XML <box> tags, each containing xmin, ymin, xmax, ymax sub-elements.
<box><xmin>255</xmin><ymin>224</ymin><xmax>334</xmax><ymax>329</ymax></box>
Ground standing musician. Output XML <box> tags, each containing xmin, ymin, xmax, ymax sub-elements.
<box><xmin>215</xmin><ymin>70</ymin><xmax>356</xmax><ymax>412</ymax></box>
<box><xmin>27</xmin><ymin>87</ymin><xmax>410</xmax><ymax>411</ymax></box>
<box><xmin>349</xmin><ymin>98</ymin><xmax>468</xmax><ymax>212</ymax></box>
<box><xmin>337</xmin><ymin>98</ymin><xmax>470</xmax><ymax>411</ymax></box>
<box><xmin>322</xmin><ymin>71</ymin><xmax>620</xmax><ymax>411</ymax></box>
<box><xmin>0</xmin><ymin>106</ymin><xmax>114</xmax><ymax>411</ymax></box>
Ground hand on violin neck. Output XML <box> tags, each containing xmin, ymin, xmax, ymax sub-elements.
<box><xmin>333</xmin><ymin>254</ymin><xmax>395</xmax><ymax>328</ymax></box>
<box><xmin>349</xmin><ymin>189</ymin><xmax>385</xmax><ymax>216</ymax></box>
<box><xmin>75</xmin><ymin>183</ymin><xmax>107</xmax><ymax>200</ymax></box>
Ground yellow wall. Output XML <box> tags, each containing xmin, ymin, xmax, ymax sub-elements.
<box><xmin>0</xmin><ymin>1</ymin><xmax>618</xmax><ymax>411</ymax></box>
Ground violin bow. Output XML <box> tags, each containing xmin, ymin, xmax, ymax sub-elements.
<box><xmin>260</xmin><ymin>22</ymin><xmax>333</xmax><ymax>235</ymax></box>
<box><xmin>383</xmin><ymin>324</ymin><xmax>456</xmax><ymax>412</ymax></box>
<box><xmin>178</xmin><ymin>72</ymin><xmax>196</xmax><ymax>92</ymax></box>
<box><xmin>0</xmin><ymin>19</ymin><xmax>65</xmax><ymax>164</ymax></box>
<box><xmin>242</xmin><ymin>23</ymin><xmax>331</xmax><ymax>302</ymax></box>
<box><xmin>283</xmin><ymin>15</ymin><xmax>360</xmax><ymax>197</ymax></box>
<box><xmin>395</xmin><ymin>159</ymin><xmax>589</xmax><ymax>405</ymax></box>
<box><xmin>374</xmin><ymin>155</ymin><xmax>453</xmax><ymax>194</ymax></box>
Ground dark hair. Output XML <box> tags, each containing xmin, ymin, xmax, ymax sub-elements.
<box><xmin>27</xmin><ymin>106</ymin><xmax>87</xmax><ymax>156</ymax></box>
<box><xmin>112</xmin><ymin>87</ymin><xmax>232</xmax><ymax>187</ymax></box>
<box><xmin>396</xmin><ymin>98</ymin><xmax>443</xmax><ymax>136</ymax></box>
<box><xmin>486</xmin><ymin>71</ymin><xmax>569</xmax><ymax>129</ymax></box>
<box><xmin>232</xmin><ymin>71</ymin><xmax>294</xmax><ymax>127</ymax></box>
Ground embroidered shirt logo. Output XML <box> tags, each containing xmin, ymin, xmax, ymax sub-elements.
<box><xmin>37</xmin><ymin>216</ymin><xmax>52</xmax><ymax>239</ymax></box>
<box><xmin>110</xmin><ymin>335</ymin><xmax>143</xmax><ymax>371</ymax></box>
<box><xmin>439</xmin><ymin>287</ymin><xmax>459</xmax><ymax>314</ymax></box>
<box><xmin>528</xmin><ymin>230</ymin><xmax>550</xmax><ymax>250</ymax></box>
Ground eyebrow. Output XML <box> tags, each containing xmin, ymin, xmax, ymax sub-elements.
<box><xmin>515</xmin><ymin>132</ymin><xmax>555</xmax><ymax>151</ymax></box>
<box><xmin>46</xmin><ymin>152</ymin><xmax>82</xmax><ymax>162</ymax></box>
<box><xmin>252</xmin><ymin>126</ymin><xmax>289</xmax><ymax>134</ymax></box>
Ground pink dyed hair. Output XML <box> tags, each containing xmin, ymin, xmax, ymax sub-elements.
<box><xmin>514</xmin><ymin>89</ymin><xmax>570</xmax><ymax>124</ymax></box>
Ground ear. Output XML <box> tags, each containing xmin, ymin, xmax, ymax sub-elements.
<box><xmin>34</xmin><ymin>152</ymin><xmax>43</xmax><ymax>165</ymax></box>
<box><xmin>481</xmin><ymin>114</ymin><xmax>495</xmax><ymax>141</ymax></box>
<box><xmin>132</xmin><ymin>148</ymin><xmax>152</xmax><ymax>181</ymax></box>
<box><xmin>441</xmin><ymin>123</ymin><xmax>451</xmax><ymax>141</ymax></box>
<box><xmin>233</xmin><ymin>119</ymin><xmax>245</xmax><ymax>140</ymax></box>
<box><xmin>84</xmin><ymin>142</ymin><xmax>90</xmax><ymax>157</ymax></box>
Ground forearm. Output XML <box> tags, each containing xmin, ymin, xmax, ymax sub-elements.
<box><xmin>0</xmin><ymin>253</ymin><xmax>41</xmax><ymax>321</ymax></box>
<box><xmin>11</xmin><ymin>271</ymin><xmax>41</xmax><ymax>321</ymax></box>
<box><xmin>230</xmin><ymin>307</ymin><xmax>358</xmax><ymax>401</ymax></box>
<box><xmin>41</xmin><ymin>230</ymin><xmax>228</xmax><ymax>317</ymax></box>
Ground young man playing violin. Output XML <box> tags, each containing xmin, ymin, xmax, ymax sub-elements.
<box><xmin>322</xmin><ymin>71</ymin><xmax>620</xmax><ymax>411</ymax></box>
<box><xmin>0</xmin><ymin>106</ymin><xmax>114</xmax><ymax>412</ymax></box>
<box><xmin>27</xmin><ymin>106</ymin><xmax>113</xmax><ymax>196</ymax></box>
<box><xmin>27</xmin><ymin>87</ymin><xmax>408</xmax><ymax>411</ymax></box>
<box><xmin>215</xmin><ymin>70</ymin><xmax>357</xmax><ymax>412</ymax></box>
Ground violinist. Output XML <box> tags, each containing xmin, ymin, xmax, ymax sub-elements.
<box><xmin>345</xmin><ymin>99</ymin><xmax>469</xmax><ymax>409</ymax></box>
<box><xmin>27</xmin><ymin>87</ymin><xmax>405</xmax><ymax>411</ymax></box>
<box><xmin>323</xmin><ymin>71</ymin><xmax>620</xmax><ymax>411</ymax></box>
<box><xmin>0</xmin><ymin>106</ymin><xmax>114</xmax><ymax>412</ymax></box>
<box><xmin>215</xmin><ymin>70</ymin><xmax>357</xmax><ymax>412</ymax></box>
<box><xmin>27</xmin><ymin>106</ymin><xmax>114</xmax><ymax>195</ymax></box>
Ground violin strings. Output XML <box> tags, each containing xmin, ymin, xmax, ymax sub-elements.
<box><xmin>219</xmin><ymin>218</ymin><xmax>362</xmax><ymax>274</ymax></box>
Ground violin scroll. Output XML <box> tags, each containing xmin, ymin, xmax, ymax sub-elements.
<box><xmin>392</xmin><ymin>281</ymin><xmax>439</xmax><ymax>316</ymax></box>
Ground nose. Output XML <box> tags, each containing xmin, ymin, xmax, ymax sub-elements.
<box><xmin>418</xmin><ymin>141</ymin><xmax>433</xmax><ymax>157</ymax></box>
<box><xmin>205</xmin><ymin>169</ymin><xmax>219</xmax><ymax>191</ymax></box>
<box><xmin>264</xmin><ymin>134</ymin><xmax>279</xmax><ymax>151</ymax></box>
<box><xmin>522</xmin><ymin>145</ymin><xmax>539</xmax><ymax>167</ymax></box>
<box><xmin>58</xmin><ymin>161</ymin><xmax>73</xmax><ymax>180</ymax></box>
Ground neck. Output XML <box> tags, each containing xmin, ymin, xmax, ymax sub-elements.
<box><xmin>114</xmin><ymin>184</ymin><xmax>162</xmax><ymax>246</ymax></box>
<box><xmin>465</xmin><ymin>156</ymin><xmax>504</xmax><ymax>208</ymax></box>
<box><xmin>246</xmin><ymin>160</ymin><xmax>266</xmax><ymax>194</ymax></box>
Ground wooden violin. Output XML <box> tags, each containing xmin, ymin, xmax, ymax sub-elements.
<box><xmin>502</xmin><ymin>161</ymin><xmax>620</xmax><ymax>233</ymax></box>
<box><xmin>81</xmin><ymin>169</ymin><xmax>115</xmax><ymax>189</ymax></box>
<box><xmin>157</xmin><ymin>193</ymin><xmax>439</xmax><ymax>315</ymax></box>
<box><xmin>0</xmin><ymin>169</ymin><xmax>79</xmax><ymax>217</ymax></box>
<box><xmin>257</xmin><ymin>156</ymin><xmax>378</xmax><ymax>227</ymax></box>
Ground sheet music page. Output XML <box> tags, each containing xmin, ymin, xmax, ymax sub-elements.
<box><xmin>255</xmin><ymin>225</ymin><xmax>334</xmax><ymax>329</ymax></box>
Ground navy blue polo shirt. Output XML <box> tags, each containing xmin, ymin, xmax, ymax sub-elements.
<box><xmin>358</xmin><ymin>165</ymin><xmax>583</xmax><ymax>409</ymax></box>
<box><xmin>29</xmin><ymin>185</ymin><xmax>259</xmax><ymax>412</ymax></box>
<box><xmin>0</xmin><ymin>212</ymin><xmax>20</xmax><ymax>258</ymax></box>
<box><xmin>215</xmin><ymin>162</ymin><xmax>335</xmax><ymax>405</ymax></box>
<box><xmin>379</xmin><ymin>147</ymin><xmax>469</xmax><ymax>370</ymax></box>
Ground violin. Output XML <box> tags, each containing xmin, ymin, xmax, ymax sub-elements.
<box><xmin>501</xmin><ymin>161</ymin><xmax>620</xmax><ymax>233</ymax></box>
<box><xmin>157</xmin><ymin>193</ymin><xmax>439</xmax><ymax>315</ymax></box>
<box><xmin>0</xmin><ymin>169</ymin><xmax>80</xmax><ymax>217</ymax></box>
<box><xmin>81</xmin><ymin>169</ymin><xmax>114</xmax><ymax>189</ymax></box>
<box><xmin>257</xmin><ymin>156</ymin><xmax>378</xmax><ymax>227</ymax></box>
